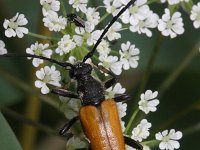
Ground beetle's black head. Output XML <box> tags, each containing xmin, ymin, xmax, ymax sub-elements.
<box><xmin>69</xmin><ymin>62</ymin><xmax>92</xmax><ymax>79</ymax></box>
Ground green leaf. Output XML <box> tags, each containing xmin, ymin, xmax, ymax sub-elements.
<box><xmin>0</xmin><ymin>112</ymin><xmax>22</xmax><ymax>150</ymax></box>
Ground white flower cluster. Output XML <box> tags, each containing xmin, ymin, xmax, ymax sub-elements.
<box><xmin>40</xmin><ymin>0</ymin><xmax>67</xmax><ymax>32</ymax></box>
<box><xmin>158</xmin><ymin>9</ymin><xmax>184</xmax><ymax>38</ymax></box>
<box><xmin>35</xmin><ymin>66</ymin><xmax>61</xmax><ymax>94</ymax></box>
<box><xmin>55</xmin><ymin>35</ymin><xmax>76</xmax><ymax>56</ymax></box>
<box><xmin>26</xmin><ymin>42</ymin><xmax>52</xmax><ymax>67</ymax></box>
<box><xmin>138</xmin><ymin>90</ymin><xmax>159</xmax><ymax>114</ymax></box>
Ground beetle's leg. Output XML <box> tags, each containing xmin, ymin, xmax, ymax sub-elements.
<box><xmin>124</xmin><ymin>136</ymin><xmax>143</xmax><ymax>150</ymax></box>
<box><xmin>104</xmin><ymin>77</ymin><xmax>118</xmax><ymax>89</ymax></box>
<box><xmin>93</xmin><ymin>64</ymin><xmax>117</xmax><ymax>89</ymax></box>
<box><xmin>59</xmin><ymin>116</ymin><xmax>79</xmax><ymax>136</ymax></box>
<box><xmin>114</xmin><ymin>94</ymin><xmax>130</xmax><ymax>102</ymax></box>
<box><xmin>51</xmin><ymin>89</ymin><xmax>79</xmax><ymax>98</ymax></box>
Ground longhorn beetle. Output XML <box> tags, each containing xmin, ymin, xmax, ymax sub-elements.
<box><xmin>0</xmin><ymin>0</ymin><xmax>143</xmax><ymax>149</ymax></box>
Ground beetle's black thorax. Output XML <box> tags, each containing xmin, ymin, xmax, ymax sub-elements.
<box><xmin>77</xmin><ymin>74</ymin><xmax>105</xmax><ymax>106</ymax></box>
<box><xmin>69</xmin><ymin>62</ymin><xmax>105</xmax><ymax>106</ymax></box>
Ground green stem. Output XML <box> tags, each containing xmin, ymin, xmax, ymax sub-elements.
<box><xmin>138</xmin><ymin>34</ymin><xmax>163</xmax><ymax>98</ymax></box>
<box><xmin>159</xmin><ymin>40</ymin><xmax>200</xmax><ymax>96</ymax></box>
<box><xmin>110</xmin><ymin>50</ymin><xmax>119</xmax><ymax>56</ymax></box>
<box><xmin>60</xmin><ymin>0</ymin><xmax>67</xmax><ymax>16</ymax></box>
<box><xmin>28</xmin><ymin>32</ymin><xmax>59</xmax><ymax>41</ymax></box>
<box><xmin>183</xmin><ymin>122</ymin><xmax>200</xmax><ymax>136</ymax></box>
<box><xmin>99</xmin><ymin>13</ymin><xmax>109</xmax><ymax>24</ymax></box>
<box><xmin>0</xmin><ymin>69</ymin><xmax>59</xmax><ymax>108</ymax></box>
<box><xmin>124</xmin><ymin>108</ymin><xmax>139</xmax><ymax>135</ymax></box>
<box><xmin>141</xmin><ymin>140</ymin><xmax>159</xmax><ymax>147</ymax></box>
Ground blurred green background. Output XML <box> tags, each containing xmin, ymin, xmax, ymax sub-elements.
<box><xmin>0</xmin><ymin>0</ymin><xmax>200</xmax><ymax>150</ymax></box>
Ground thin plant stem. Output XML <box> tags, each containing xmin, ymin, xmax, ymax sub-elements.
<box><xmin>159</xmin><ymin>41</ymin><xmax>200</xmax><ymax>96</ymax></box>
<box><xmin>142</xmin><ymin>140</ymin><xmax>159</xmax><ymax>147</ymax></box>
<box><xmin>138</xmin><ymin>34</ymin><xmax>163</xmax><ymax>96</ymax></box>
<box><xmin>183</xmin><ymin>122</ymin><xmax>200</xmax><ymax>136</ymax></box>
<box><xmin>1</xmin><ymin>107</ymin><xmax>57</xmax><ymax>135</ymax></box>
<box><xmin>60</xmin><ymin>0</ymin><xmax>67</xmax><ymax>16</ymax></box>
<box><xmin>124</xmin><ymin>108</ymin><xmax>139</xmax><ymax>135</ymax></box>
<box><xmin>28</xmin><ymin>32</ymin><xmax>59</xmax><ymax>41</ymax></box>
<box><xmin>99</xmin><ymin>13</ymin><xmax>109</xmax><ymax>23</ymax></box>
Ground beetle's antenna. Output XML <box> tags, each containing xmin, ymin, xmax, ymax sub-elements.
<box><xmin>82</xmin><ymin>0</ymin><xmax>136</xmax><ymax>62</ymax></box>
<box><xmin>0</xmin><ymin>53</ymin><xmax>73</xmax><ymax>68</ymax></box>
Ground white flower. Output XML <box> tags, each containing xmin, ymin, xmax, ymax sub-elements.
<box><xmin>40</xmin><ymin>0</ymin><xmax>60</xmax><ymax>16</ymax></box>
<box><xmin>55</xmin><ymin>35</ymin><xmax>76</xmax><ymax>56</ymax></box>
<box><xmin>74</xmin><ymin>26</ymin><xmax>102</xmax><ymax>46</ymax></box>
<box><xmin>35</xmin><ymin>66</ymin><xmax>61</xmax><ymax>94</ymax></box>
<box><xmin>0</xmin><ymin>40</ymin><xmax>7</xmax><ymax>54</ymax></box>
<box><xmin>3</xmin><ymin>13</ymin><xmax>28</xmax><ymax>38</ymax></box>
<box><xmin>158</xmin><ymin>9</ymin><xmax>184</xmax><ymax>38</ymax></box>
<box><xmin>190</xmin><ymin>2</ymin><xmax>200</xmax><ymax>29</ymax></box>
<box><xmin>99</xmin><ymin>55</ymin><xmax>122</xmax><ymax>75</ymax></box>
<box><xmin>106</xmin><ymin>83</ymin><xmax>126</xmax><ymax>98</ymax></box>
<box><xmin>106</xmin><ymin>22</ymin><xmax>122</xmax><ymax>41</ymax></box>
<box><xmin>97</xmin><ymin>40</ymin><xmax>111</xmax><ymax>56</ymax></box>
<box><xmin>104</xmin><ymin>0</ymin><xmax>123</xmax><ymax>16</ymax></box>
<box><xmin>155</xmin><ymin>129</ymin><xmax>183</xmax><ymax>150</ymax></box>
<box><xmin>138</xmin><ymin>90</ymin><xmax>159</xmax><ymax>114</ymax></box>
<box><xmin>119</xmin><ymin>41</ymin><xmax>140</xmax><ymax>70</ymax></box>
<box><xmin>120</xmin><ymin>0</ymin><xmax>148</xmax><ymax>24</ymax></box>
<box><xmin>69</xmin><ymin>0</ymin><xmax>88</xmax><ymax>12</ymax></box>
<box><xmin>43</xmin><ymin>12</ymin><xmax>67</xmax><ymax>32</ymax></box>
<box><xmin>131</xmin><ymin>119</ymin><xmax>152</xmax><ymax>142</ymax></box>
<box><xmin>129</xmin><ymin>9</ymin><xmax>159</xmax><ymax>37</ymax></box>
<box><xmin>86</xmin><ymin>7</ymin><xmax>100</xmax><ymax>27</ymax></box>
<box><xmin>26</xmin><ymin>42</ymin><xmax>52</xmax><ymax>67</ymax></box>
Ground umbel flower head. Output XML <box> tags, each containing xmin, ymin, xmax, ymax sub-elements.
<box><xmin>1</xmin><ymin>0</ymin><xmax>191</xmax><ymax>149</ymax></box>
